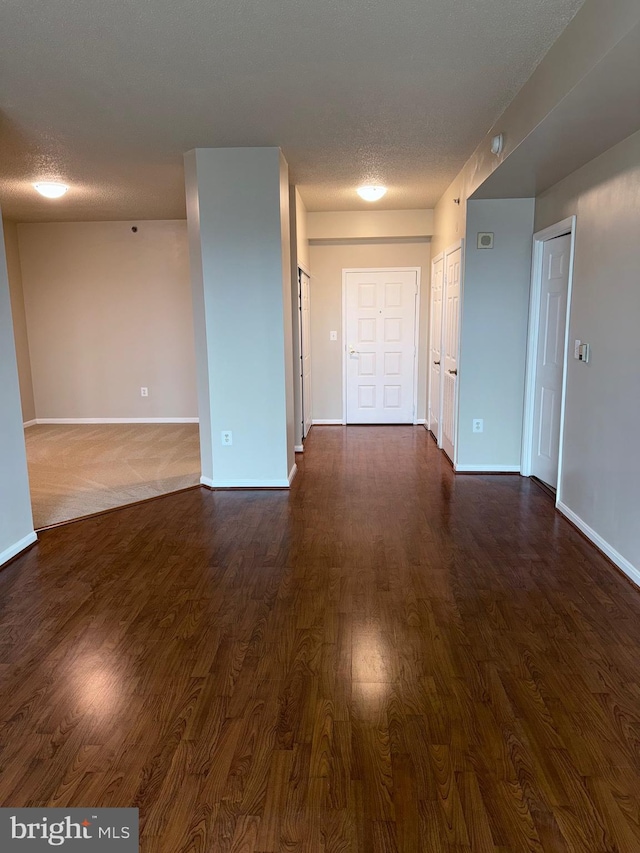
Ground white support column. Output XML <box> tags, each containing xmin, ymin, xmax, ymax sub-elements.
<box><xmin>0</xmin><ymin>211</ymin><xmax>36</xmax><ymax>566</ymax></box>
<box><xmin>184</xmin><ymin>148</ymin><xmax>295</xmax><ymax>488</ymax></box>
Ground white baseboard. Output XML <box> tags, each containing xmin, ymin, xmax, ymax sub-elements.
<box><xmin>200</xmin><ymin>475</ymin><xmax>291</xmax><ymax>489</ymax></box>
<box><xmin>288</xmin><ymin>463</ymin><xmax>298</xmax><ymax>485</ymax></box>
<box><xmin>0</xmin><ymin>531</ymin><xmax>37</xmax><ymax>568</ymax></box>
<box><xmin>557</xmin><ymin>501</ymin><xmax>640</xmax><ymax>588</ymax></box>
<box><xmin>33</xmin><ymin>418</ymin><xmax>199</xmax><ymax>424</ymax></box>
<box><xmin>23</xmin><ymin>419</ymin><xmax>37</xmax><ymax>428</ymax></box>
<box><xmin>414</xmin><ymin>418</ymin><xmax>426</xmax><ymax>425</ymax></box>
<box><xmin>294</xmin><ymin>445</ymin><xmax>304</xmax><ymax>453</ymax></box>
<box><xmin>312</xmin><ymin>419</ymin><xmax>344</xmax><ymax>425</ymax></box>
<box><xmin>455</xmin><ymin>464</ymin><xmax>521</xmax><ymax>473</ymax></box>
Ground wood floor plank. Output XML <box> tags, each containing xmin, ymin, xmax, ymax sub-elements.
<box><xmin>2</xmin><ymin>425</ymin><xmax>640</xmax><ymax>851</ymax></box>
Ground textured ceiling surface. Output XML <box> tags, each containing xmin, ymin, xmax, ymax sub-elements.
<box><xmin>0</xmin><ymin>0</ymin><xmax>585</xmax><ymax>221</ymax></box>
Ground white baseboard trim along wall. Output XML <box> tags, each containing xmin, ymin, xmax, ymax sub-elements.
<box><xmin>312</xmin><ymin>419</ymin><xmax>344</xmax><ymax>425</ymax></box>
<box><xmin>0</xmin><ymin>532</ymin><xmax>37</xmax><ymax>568</ymax></box>
<box><xmin>455</xmin><ymin>464</ymin><xmax>521</xmax><ymax>473</ymax></box>
<box><xmin>200</xmin><ymin>466</ymin><xmax>297</xmax><ymax>490</ymax></box>
<box><xmin>557</xmin><ymin>501</ymin><xmax>640</xmax><ymax>589</ymax></box>
<box><xmin>295</xmin><ymin>445</ymin><xmax>304</xmax><ymax>453</ymax></box>
<box><xmin>24</xmin><ymin>418</ymin><xmax>199</xmax><ymax>426</ymax></box>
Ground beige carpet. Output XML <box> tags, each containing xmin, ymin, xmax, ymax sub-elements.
<box><xmin>25</xmin><ymin>423</ymin><xmax>200</xmax><ymax>528</ymax></box>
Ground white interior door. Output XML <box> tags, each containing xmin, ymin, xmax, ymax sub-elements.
<box><xmin>345</xmin><ymin>269</ymin><xmax>418</xmax><ymax>424</ymax></box>
<box><xmin>531</xmin><ymin>234</ymin><xmax>571</xmax><ymax>488</ymax></box>
<box><xmin>429</xmin><ymin>254</ymin><xmax>444</xmax><ymax>443</ymax></box>
<box><xmin>300</xmin><ymin>270</ymin><xmax>312</xmax><ymax>439</ymax></box>
<box><xmin>442</xmin><ymin>246</ymin><xmax>461</xmax><ymax>462</ymax></box>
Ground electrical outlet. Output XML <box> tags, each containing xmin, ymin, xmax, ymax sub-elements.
<box><xmin>140</xmin><ymin>387</ymin><xmax>148</xmax><ymax>397</ymax></box>
<box><xmin>221</xmin><ymin>430</ymin><xmax>232</xmax><ymax>446</ymax></box>
<box><xmin>472</xmin><ymin>419</ymin><xmax>483</xmax><ymax>433</ymax></box>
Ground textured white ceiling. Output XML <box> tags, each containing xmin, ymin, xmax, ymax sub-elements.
<box><xmin>0</xmin><ymin>0</ymin><xmax>585</xmax><ymax>221</ymax></box>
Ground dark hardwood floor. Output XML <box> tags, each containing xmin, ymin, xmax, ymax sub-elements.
<box><xmin>1</xmin><ymin>426</ymin><xmax>640</xmax><ymax>852</ymax></box>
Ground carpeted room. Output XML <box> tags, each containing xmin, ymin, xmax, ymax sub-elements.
<box><xmin>5</xmin><ymin>219</ymin><xmax>201</xmax><ymax>528</ymax></box>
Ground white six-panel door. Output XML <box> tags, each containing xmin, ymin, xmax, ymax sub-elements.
<box><xmin>344</xmin><ymin>269</ymin><xmax>418</xmax><ymax>424</ymax></box>
<box><xmin>531</xmin><ymin>234</ymin><xmax>571</xmax><ymax>487</ymax></box>
<box><xmin>429</xmin><ymin>254</ymin><xmax>444</xmax><ymax>443</ymax></box>
<box><xmin>442</xmin><ymin>246</ymin><xmax>461</xmax><ymax>462</ymax></box>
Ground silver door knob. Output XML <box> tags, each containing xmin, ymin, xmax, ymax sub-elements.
<box><xmin>349</xmin><ymin>345</ymin><xmax>358</xmax><ymax>355</ymax></box>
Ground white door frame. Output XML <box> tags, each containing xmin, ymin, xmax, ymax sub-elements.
<box><xmin>341</xmin><ymin>267</ymin><xmax>421</xmax><ymax>425</ymax></box>
<box><xmin>427</xmin><ymin>251</ymin><xmax>444</xmax><ymax>439</ymax></box>
<box><xmin>442</xmin><ymin>240</ymin><xmax>464</xmax><ymax>465</ymax></box>
<box><xmin>521</xmin><ymin>216</ymin><xmax>576</xmax><ymax>505</ymax></box>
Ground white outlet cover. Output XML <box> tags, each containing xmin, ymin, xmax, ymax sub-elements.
<box><xmin>140</xmin><ymin>387</ymin><xmax>148</xmax><ymax>397</ymax></box>
<box><xmin>221</xmin><ymin>431</ymin><xmax>232</xmax><ymax>445</ymax></box>
<box><xmin>330</xmin><ymin>331</ymin><xmax>337</xmax><ymax>341</ymax></box>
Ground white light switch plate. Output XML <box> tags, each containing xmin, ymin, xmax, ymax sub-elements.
<box><xmin>330</xmin><ymin>331</ymin><xmax>337</xmax><ymax>341</ymax></box>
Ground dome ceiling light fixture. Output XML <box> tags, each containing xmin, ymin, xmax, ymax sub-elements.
<box><xmin>357</xmin><ymin>185</ymin><xmax>387</xmax><ymax>202</ymax></box>
<box><xmin>33</xmin><ymin>182</ymin><xmax>69</xmax><ymax>199</ymax></box>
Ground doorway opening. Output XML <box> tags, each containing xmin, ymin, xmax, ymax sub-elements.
<box><xmin>521</xmin><ymin>216</ymin><xmax>576</xmax><ymax>499</ymax></box>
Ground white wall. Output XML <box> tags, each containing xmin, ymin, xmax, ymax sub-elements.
<box><xmin>432</xmin><ymin>0</ymin><xmax>640</xmax><ymax>258</ymax></box>
<box><xmin>0</xmin><ymin>208</ymin><xmax>36</xmax><ymax>566</ymax></box>
<box><xmin>535</xmin><ymin>129</ymin><xmax>640</xmax><ymax>576</ymax></box>
<box><xmin>3</xmin><ymin>220</ymin><xmax>35</xmax><ymax>423</ymax></box>
<box><xmin>18</xmin><ymin>221</ymin><xmax>197</xmax><ymax>420</ymax></box>
<box><xmin>295</xmin><ymin>189</ymin><xmax>310</xmax><ymax>270</ymax></box>
<box><xmin>290</xmin><ymin>188</ymin><xmax>310</xmax><ymax>448</ymax></box>
<box><xmin>309</xmin><ymin>209</ymin><xmax>434</xmax><ymax>241</ymax></box>
<box><xmin>309</xmin><ymin>240</ymin><xmax>430</xmax><ymax>422</ymax></box>
<box><xmin>456</xmin><ymin>199</ymin><xmax>535</xmax><ymax>471</ymax></box>
<box><xmin>185</xmin><ymin>147</ymin><xmax>294</xmax><ymax>487</ymax></box>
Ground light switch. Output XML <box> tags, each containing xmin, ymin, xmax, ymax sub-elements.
<box><xmin>329</xmin><ymin>331</ymin><xmax>338</xmax><ymax>341</ymax></box>
<box><xmin>574</xmin><ymin>339</ymin><xmax>581</xmax><ymax>359</ymax></box>
<box><xmin>578</xmin><ymin>343</ymin><xmax>590</xmax><ymax>363</ymax></box>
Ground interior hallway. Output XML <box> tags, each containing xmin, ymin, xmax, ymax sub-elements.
<box><xmin>1</xmin><ymin>426</ymin><xmax>640</xmax><ymax>851</ymax></box>
<box><xmin>24</xmin><ymin>423</ymin><xmax>200</xmax><ymax>528</ymax></box>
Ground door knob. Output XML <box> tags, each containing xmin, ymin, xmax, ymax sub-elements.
<box><xmin>448</xmin><ymin>369</ymin><xmax>458</xmax><ymax>375</ymax></box>
<box><xmin>433</xmin><ymin>360</ymin><xmax>440</xmax><ymax>365</ymax></box>
<box><xmin>349</xmin><ymin>345</ymin><xmax>358</xmax><ymax>355</ymax></box>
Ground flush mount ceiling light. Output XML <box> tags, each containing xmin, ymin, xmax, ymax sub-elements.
<box><xmin>33</xmin><ymin>182</ymin><xmax>69</xmax><ymax>199</ymax></box>
<box><xmin>357</xmin><ymin>185</ymin><xmax>387</xmax><ymax>202</ymax></box>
